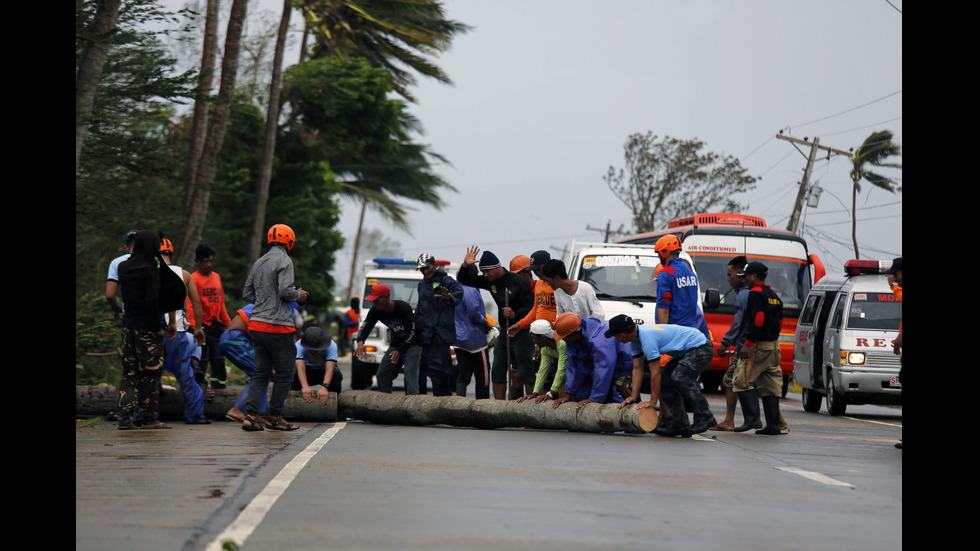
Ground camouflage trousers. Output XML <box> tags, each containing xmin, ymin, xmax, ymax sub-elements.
<box><xmin>117</xmin><ymin>328</ymin><xmax>165</xmax><ymax>423</ymax></box>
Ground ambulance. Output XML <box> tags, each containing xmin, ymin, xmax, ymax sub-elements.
<box><xmin>615</xmin><ymin>213</ymin><xmax>826</xmax><ymax>396</ymax></box>
<box><xmin>793</xmin><ymin>259</ymin><xmax>902</xmax><ymax>416</ymax></box>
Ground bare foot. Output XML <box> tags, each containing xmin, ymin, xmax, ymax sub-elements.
<box><xmin>708</xmin><ymin>422</ymin><xmax>735</xmax><ymax>432</ymax></box>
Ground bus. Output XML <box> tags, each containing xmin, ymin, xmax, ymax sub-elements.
<box><xmin>614</xmin><ymin>213</ymin><xmax>826</xmax><ymax>395</ymax></box>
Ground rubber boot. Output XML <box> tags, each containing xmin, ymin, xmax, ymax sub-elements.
<box><xmin>456</xmin><ymin>381</ymin><xmax>468</xmax><ymax>397</ymax></box>
<box><xmin>733</xmin><ymin>389</ymin><xmax>763</xmax><ymax>432</ymax></box>
<box><xmin>755</xmin><ymin>396</ymin><xmax>784</xmax><ymax>435</ymax></box>
<box><xmin>653</xmin><ymin>412</ymin><xmax>692</xmax><ymax>438</ymax></box>
<box><xmin>689</xmin><ymin>411</ymin><xmax>718</xmax><ymax>434</ymax></box>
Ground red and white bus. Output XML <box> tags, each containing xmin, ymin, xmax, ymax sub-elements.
<box><xmin>614</xmin><ymin>213</ymin><xmax>826</xmax><ymax>395</ymax></box>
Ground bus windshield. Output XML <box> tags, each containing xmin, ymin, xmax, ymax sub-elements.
<box><xmin>692</xmin><ymin>255</ymin><xmax>812</xmax><ymax>317</ymax></box>
<box><xmin>577</xmin><ymin>254</ymin><xmax>659</xmax><ymax>300</ymax></box>
<box><xmin>846</xmin><ymin>292</ymin><xmax>902</xmax><ymax>331</ymax></box>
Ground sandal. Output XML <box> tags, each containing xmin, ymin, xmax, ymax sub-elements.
<box><xmin>225</xmin><ymin>408</ymin><xmax>246</xmax><ymax>423</ymax></box>
<box><xmin>140</xmin><ymin>421</ymin><xmax>172</xmax><ymax>429</ymax></box>
<box><xmin>265</xmin><ymin>416</ymin><xmax>299</xmax><ymax>431</ymax></box>
<box><xmin>242</xmin><ymin>414</ymin><xmax>264</xmax><ymax>432</ymax></box>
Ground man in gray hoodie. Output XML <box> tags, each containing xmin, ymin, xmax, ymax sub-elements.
<box><xmin>241</xmin><ymin>224</ymin><xmax>309</xmax><ymax>431</ymax></box>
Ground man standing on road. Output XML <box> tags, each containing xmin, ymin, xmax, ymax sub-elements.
<box><xmin>187</xmin><ymin>243</ymin><xmax>233</xmax><ymax>392</ymax></box>
<box><xmin>884</xmin><ymin>257</ymin><xmax>902</xmax><ymax>449</ymax></box>
<box><xmin>354</xmin><ymin>283</ymin><xmax>424</xmax><ymax>395</ymax></box>
<box><xmin>105</xmin><ymin>229</ymin><xmax>138</xmax><ymax>320</ymax></box>
<box><xmin>610</xmin><ymin>314</ymin><xmax>717</xmax><ymax>437</ymax></box>
<box><xmin>711</xmin><ymin>255</ymin><xmax>749</xmax><ymax>431</ymax></box>
<box><xmin>415</xmin><ymin>253</ymin><xmax>464</xmax><ymax>396</ymax></box>
<box><xmin>241</xmin><ymin>224</ymin><xmax>309</xmax><ymax>432</ymax></box>
<box><xmin>653</xmin><ymin>235</ymin><xmax>710</xmax><ymax>339</ymax></box>
<box><xmin>541</xmin><ymin>258</ymin><xmax>605</xmax><ymax>320</ymax></box>
<box><xmin>733</xmin><ymin>261</ymin><xmax>785</xmax><ymax>435</ymax></box>
<box><xmin>457</xmin><ymin>246</ymin><xmax>535</xmax><ymax>400</ymax></box>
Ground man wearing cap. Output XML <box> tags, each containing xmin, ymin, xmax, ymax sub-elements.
<box><xmin>883</xmin><ymin>257</ymin><xmax>902</xmax><ymax>449</ymax></box>
<box><xmin>293</xmin><ymin>325</ymin><xmax>343</xmax><ymax>406</ymax></box>
<box><xmin>732</xmin><ymin>261</ymin><xmax>785</xmax><ymax>435</ymax></box>
<box><xmin>106</xmin><ymin>229</ymin><xmax>138</xmax><ymax>320</ymax></box>
<box><xmin>710</xmin><ymin>255</ymin><xmax>750</xmax><ymax>431</ymax></box>
<box><xmin>458</xmin><ymin>246</ymin><xmax>535</xmax><ymax>400</ymax></box>
<box><xmin>609</xmin><ymin>313</ymin><xmax>717</xmax><ymax>436</ymax></box>
<box><xmin>355</xmin><ymin>283</ymin><xmax>424</xmax><ymax>395</ymax></box>
<box><xmin>517</xmin><ymin>319</ymin><xmax>568</xmax><ymax>404</ymax></box>
<box><xmin>508</xmin><ymin>250</ymin><xmax>558</xmax><ymax>336</ymax></box>
<box><xmin>550</xmin><ymin>312</ymin><xmax>633</xmax><ymax>409</ymax></box>
<box><xmin>415</xmin><ymin>252</ymin><xmax>464</xmax><ymax>396</ymax></box>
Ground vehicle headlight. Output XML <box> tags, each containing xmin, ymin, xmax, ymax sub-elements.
<box><xmin>841</xmin><ymin>351</ymin><xmax>866</xmax><ymax>365</ymax></box>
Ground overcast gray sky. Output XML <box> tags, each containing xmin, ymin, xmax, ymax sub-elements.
<box><xmin>182</xmin><ymin>0</ymin><xmax>904</xmax><ymax>297</ymax></box>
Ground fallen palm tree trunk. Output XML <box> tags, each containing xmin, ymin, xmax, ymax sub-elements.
<box><xmin>337</xmin><ymin>390</ymin><xmax>657</xmax><ymax>433</ymax></box>
<box><xmin>74</xmin><ymin>385</ymin><xmax>338</xmax><ymax>422</ymax></box>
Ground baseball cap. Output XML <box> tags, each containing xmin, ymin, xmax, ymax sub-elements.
<box><xmin>365</xmin><ymin>283</ymin><xmax>391</xmax><ymax>302</ymax></box>
<box><xmin>479</xmin><ymin>251</ymin><xmax>501</xmax><ymax>271</ymax></box>
<box><xmin>553</xmin><ymin>312</ymin><xmax>582</xmax><ymax>341</ymax></box>
<box><xmin>529</xmin><ymin>319</ymin><xmax>555</xmax><ymax>339</ymax></box>
<box><xmin>529</xmin><ymin>250</ymin><xmax>551</xmax><ymax>271</ymax></box>
<box><xmin>510</xmin><ymin>255</ymin><xmax>531</xmax><ymax>273</ymax></box>
<box><xmin>882</xmin><ymin>257</ymin><xmax>902</xmax><ymax>275</ymax></box>
<box><xmin>300</xmin><ymin>326</ymin><xmax>332</xmax><ymax>351</ymax></box>
<box><xmin>738</xmin><ymin>261</ymin><xmax>768</xmax><ymax>278</ymax></box>
<box><xmin>124</xmin><ymin>229</ymin><xmax>139</xmax><ymax>246</ymax></box>
<box><xmin>603</xmin><ymin>314</ymin><xmax>636</xmax><ymax>338</ymax></box>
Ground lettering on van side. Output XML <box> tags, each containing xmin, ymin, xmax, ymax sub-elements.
<box><xmin>854</xmin><ymin>338</ymin><xmax>893</xmax><ymax>348</ymax></box>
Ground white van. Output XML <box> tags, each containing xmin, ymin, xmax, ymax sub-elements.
<box><xmin>793</xmin><ymin>259</ymin><xmax>902</xmax><ymax>415</ymax></box>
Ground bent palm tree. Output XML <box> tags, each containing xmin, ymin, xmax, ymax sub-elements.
<box><xmin>300</xmin><ymin>0</ymin><xmax>471</xmax><ymax>102</ymax></box>
<box><xmin>848</xmin><ymin>130</ymin><xmax>901</xmax><ymax>259</ymax></box>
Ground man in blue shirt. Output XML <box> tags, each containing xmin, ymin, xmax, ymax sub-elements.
<box><xmin>293</xmin><ymin>325</ymin><xmax>343</xmax><ymax>405</ymax></box>
<box><xmin>609</xmin><ymin>314</ymin><xmax>716</xmax><ymax>437</ymax></box>
<box><xmin>654</xmin><ymin>235</ymin><xmax>710</xmax><ymax>340</ymax></box>
<box><xmin>711</xmin><ymin>255</ymin><xmax>749</xmax><ymax>431</ymax></box>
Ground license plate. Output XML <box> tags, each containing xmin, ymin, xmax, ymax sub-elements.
<box><xmin>889</xmin><ymin>376</ymin><xmax>902</xmax><ymax>388</ymax></box>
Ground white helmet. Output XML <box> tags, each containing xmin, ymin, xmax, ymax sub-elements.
<box><xmin>529</xmin><ymin>319</ymin><xmax>555</xmax><ymax>339</ymax></box>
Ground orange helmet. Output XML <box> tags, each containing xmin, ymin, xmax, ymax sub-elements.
<box><xmin>553</xmin><ymin>312</ymin><xmax>582</xmax><ymax>341</ymax></box>
<box><xmin>654</xmin><ymin>235</ymin><xmax>682</xmax><ymax>258</ymax></box>
<box><xmin>159</xmin><ymin>238</ymin><xmax>174</xmax><ymax>255</ymax></box>
<box><xmin>267</xmin><ymin>224</ymin><xmax>296</xmax><ymax>251</ymax></box>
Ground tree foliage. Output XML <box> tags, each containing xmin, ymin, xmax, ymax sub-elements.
<box><xmin>301</xmin><ymin>0</ymin><xmax>471</xmax><ymax>102</ymax></box>
<box><xmin>604</xmin><ymin>132</ymin><xmax>757</xmax><ymax>233</ymax></box>
<box><xmin>848</xmin><ymin>130</ymin><xmax>902</xmax><ymax>258</ymax></box>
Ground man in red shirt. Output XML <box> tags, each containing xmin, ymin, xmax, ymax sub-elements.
<box><xmin>186</xmin><ymin>244</ymin><xmax>233</xmax><ymax>392</ymax></box>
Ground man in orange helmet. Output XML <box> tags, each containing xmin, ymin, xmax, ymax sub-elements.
<box><xmin>240</xmin><ymin>224</ymin><xmax>309</xmax><ymax>432</ymax></box>
<box><xmin>654</xmin><ymin>235</ymin><xmax>710</xmax><ymax>340</ymax></box>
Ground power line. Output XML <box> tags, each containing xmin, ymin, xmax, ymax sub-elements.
<box><xmin>786</xmin><ymin>90</ymin><xmax>902</xmax><ymax>130</ymax></box>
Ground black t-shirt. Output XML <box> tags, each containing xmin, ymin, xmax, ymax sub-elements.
<box><xmin>356</xmin><ymin>300</ymin><xmax>421</xmax><ymax>354</ymax></box>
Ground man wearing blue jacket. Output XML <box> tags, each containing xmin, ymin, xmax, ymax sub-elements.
<box><xmin>415</xmin><ymin>253</ymin><xmax>464</xmax><ymax>396</ymax></box>
<box><xmin>550</xmin><ymin>312</ymin><xmax>633</xmax><ymax>409</ymax></box>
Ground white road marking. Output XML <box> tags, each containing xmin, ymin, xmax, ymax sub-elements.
<box><xmin>843</xmin><ymin>416</ymin><xmax>902</xmax><ymax>428</ymax></box>
<box><xmin>205</xmin><ymin>423</ymin><xmax>347</xmax><ymax>551</ymax></box>
<box><xmin>776</xmin><ymin>466</ymin><xmax>854</xmax><ymax>487</ymax></box>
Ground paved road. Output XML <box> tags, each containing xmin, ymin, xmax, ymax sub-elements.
<box><xmin>76</xmin><ymin>358</ymin><xmax>902</xmax><ymax>551</ymax></box>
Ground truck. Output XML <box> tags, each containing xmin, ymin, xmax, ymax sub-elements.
<box><xmin>614</xmin><ymin>213</ymin><xmax>826</xmax><ymax>396</ymax></box>
<box><xmin>793</xmin><ymin>259</ymin><xmax>902</xmax><ymax>415</ymax></box>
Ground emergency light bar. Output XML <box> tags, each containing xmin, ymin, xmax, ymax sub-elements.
<box><xmin>843</xmin><ymin>259</ymin><xmax>885</xmax><ymax>276</ymax></box>
<box><xmin>372</xmin><ymin>257</ymin><xmax>451</xmax><ymax>267</ymax></box>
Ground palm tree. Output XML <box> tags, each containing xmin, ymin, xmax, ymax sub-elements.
<box><xmin>300</xmin><ymin>0</ymin><xmax>471</xmax><ymax>102</ymax></box>
<box><xmin>848</xmin><ymin>130</ymin><xmax>902</xmax><ymax>258</ymax></box>
<box><xmin>297</xmin><ymin>0</ymin><xmax>469</xmax><ymax>298</ymax></box>
<box><xmin>178</xmin><ymin>0</ymin><xmax>250</xmax><ymax>268</ymax></box>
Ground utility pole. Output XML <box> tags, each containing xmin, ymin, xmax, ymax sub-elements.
<box><xmin>777</xmin><ymin>133</ymin><xmax>852</xmax><ymax>234</ymax></box>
